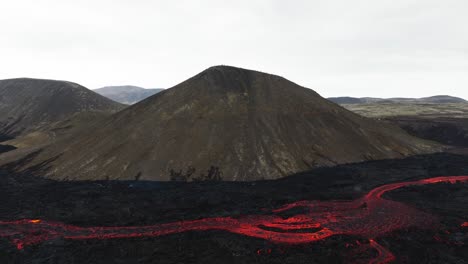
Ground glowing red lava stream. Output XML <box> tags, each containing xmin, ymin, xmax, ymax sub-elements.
<box><xmin>1</xmin><ymin>176</ymin><xmax>467</xmax><ymax>264</ymax></box>
<box><xmin>368</xmin><ymin>239</ymin><xmax>396</xmax><ymax>264</ymax></box>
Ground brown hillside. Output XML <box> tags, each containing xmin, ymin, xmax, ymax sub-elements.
<box><xmin>12</xmin><ymin>66</ymin><xmax>440</xmax><ymax>181</ymax></box>
<box><xmin>0</xmin><ymin>78</ymin><xmax>124</xmax><ymax>140</ymax></box>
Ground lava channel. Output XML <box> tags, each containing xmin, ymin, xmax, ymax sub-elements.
<box><xmin>1</xmin><ymin>176</ymin><xmax>467</xmax><ymax>264</ymax></box>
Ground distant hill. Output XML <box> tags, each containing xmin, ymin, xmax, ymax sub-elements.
<box><xmin>419</xmin><ymin>95</ymin><xmax>467</xmax><ymax>104</ymax></box>
<box><xmin>13</xmin><ymin>66</ymin><xmax>439</xmax><ymax>181</ymax></box>
<box><xmin>94</xmin><ymin>86</ymin><xmax>164</xmax><ymax>104</ymax></box>
<box><xmin>0</xmin><ymin>78</ymin><xmax>124</xmax><ymax>140</ymax></box>
<box><xmin>328</xmin><ymin>95</ymin><xmax>467</xmax><ymax>105</ymax></box>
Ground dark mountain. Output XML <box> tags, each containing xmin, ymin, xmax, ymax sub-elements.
<box><xmin>0</xmin><ymin>78</ymin><xmax>124</xmax><ymax>140</ymax></box>
<box><xmin>94</xmin><ymin>86</ymin><xmax>163</xmax><ymax>104</ymax></box>
<box><xmin>12</xmin><ymin>66</ymin><xmax>439</xmax><ymax>181</ymax></box>
<box><xmin>328</xmin><ymin>95</ymin><xmax>466</xmax><ymax>105</ymax></box>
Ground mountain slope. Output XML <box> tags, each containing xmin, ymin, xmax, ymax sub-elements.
<box><xmin>13</xmin><ymin>66</ymin><xmax>439</xmax><ymax>181</ymax></box>
<box><xmin>0</xmin><ymin>78</ymin><xmax>124</xmax><ymax>140</ymax></box>
<box><xmin>94</xmin><ymin>86</ymin><xmax>163</xmax><ymax>104</ymax></box>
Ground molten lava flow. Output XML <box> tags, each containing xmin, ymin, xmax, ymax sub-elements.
<box><xmin>368</xmin><ymin>239</ymin><xmax>395</xmax><ymax>264</ymax></box>
<box><xmin>1</xmin><ymin>176</ymin><xmax>467</xmax><ymax>264</ymax></box>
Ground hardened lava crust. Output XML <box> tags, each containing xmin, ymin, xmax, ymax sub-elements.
<box><xmin>1</xmin><ymin>152</ymin><xmax>468</xmax><ymax>263</ymax></box>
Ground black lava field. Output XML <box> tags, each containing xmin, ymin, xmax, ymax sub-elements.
<box><xmin>1</xmin><ymin>152</ymin><xmax>468</xmax><ymax>264</ymax></box>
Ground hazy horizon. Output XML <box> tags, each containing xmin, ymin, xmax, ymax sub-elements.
<box><xmin>1</xmin><ymin>0</ymin><xmax>467</xmax><ymax>99</ymax></box>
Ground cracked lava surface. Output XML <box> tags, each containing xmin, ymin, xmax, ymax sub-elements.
<box><xmin>1</xmin><ymin>176</ymin><xmax>467</xmax><ymax>263</ymax></box>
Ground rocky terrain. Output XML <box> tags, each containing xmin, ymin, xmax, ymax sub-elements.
<box><xmin>94</xmin><ymin>86</ymin><xmax>163</xmax><ymax>104</ymax></box>
<box><xmin>5</xmin><ymin>66</ymin><xmax>439</xmax><ymax>181</ymax></box>
<box><xmin>385</xmin><ymin>116</ymin><xmax>468</xmax><ymax>147</ymax></box>
<box><xmin>337</xmin><ymin>101</ymin><xmax>468</xmax><ymax>147</ymax></box>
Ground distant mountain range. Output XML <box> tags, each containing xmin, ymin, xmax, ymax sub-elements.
<box><xmin>7</xmin><ymin>66</ymin><xmax>438</xmax><ymax>181</ymax></box>
<box><xmin>328</xmin><ymin>95</ymin><xmax>467</xmax><ymax>105</ymax></box>
<box><xmin>94</xmin><ymin>86</ymin><xmax>164</xmax><ymax>104</ymax></box>
<box><xmin>0</xmin><ymin>78</ymin><xmax>124</xmax><ymax>140</ymax></box>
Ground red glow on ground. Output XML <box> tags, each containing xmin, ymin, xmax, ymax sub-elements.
<box><xmin>462</xmin><ymin>222</ymin><xmax>468</xmax><ymax>227</ymax></box>
<box><xmin>1</xmin><ymin>176</ymin><xmax>467</xmax><ymax>264</ymax></box>
<box><xmin>368</xmin><ymin>239</ymin><xmax>396</xmax><ymax>264</ymax></box>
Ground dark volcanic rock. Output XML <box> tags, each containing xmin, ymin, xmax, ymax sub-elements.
<box><xmin>385</xmin><ymin>116</ymin><xmax>468</xmax><ymax>147</ymax></box>
<box><xmin>0</xmin><ymin>152</ymin><xmax>467</xmax><ymax>263</ymax></box>
<box><xmin>12</xmin><ymin>66</ymin><xmax>439</xmax><ymax>181</ymax></box>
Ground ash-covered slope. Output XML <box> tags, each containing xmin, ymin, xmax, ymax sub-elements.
<box><xmin>94</xmin><ymin>86</ymin><xmax>163</xmax><ymax>104</ymax></box>
<box><xmin>0</xmin><ymin>78</ymin><xmax>124</xmax><ymax>139</ymax></box>
<box><xmin>19</xmin><ymin>66</ymin><xmax>439</xmax><ymax>181</ymax></box>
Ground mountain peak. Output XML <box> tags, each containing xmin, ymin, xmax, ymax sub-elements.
<box><xmin>200</xmin><ymin>65</ymin><xmax>278</xmax><ymax>79</ymax></box>
<box><xmin>1</xmin><ymin>78</ymin><xmax>83</xmax><ymax>91</ymax></box>
<box><xmin>0</xmin><ymin>78</ymin><xmax>124</xmax><ymax>138</ymax></box>
<box><xmin>204</xmin><ymin>65</ymin><xmax>254</xmax><ymax>72</ymax></box>
<box><xmin>175</xmin><ymin>65</ymin><xmax>291</xmax><ymax>97</ymax></box>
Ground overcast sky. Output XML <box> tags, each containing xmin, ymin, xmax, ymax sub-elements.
<box><xmin>0</xmin><ymin>0</ymin><xmax>467</xmax><ymax>98</ymax></box>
